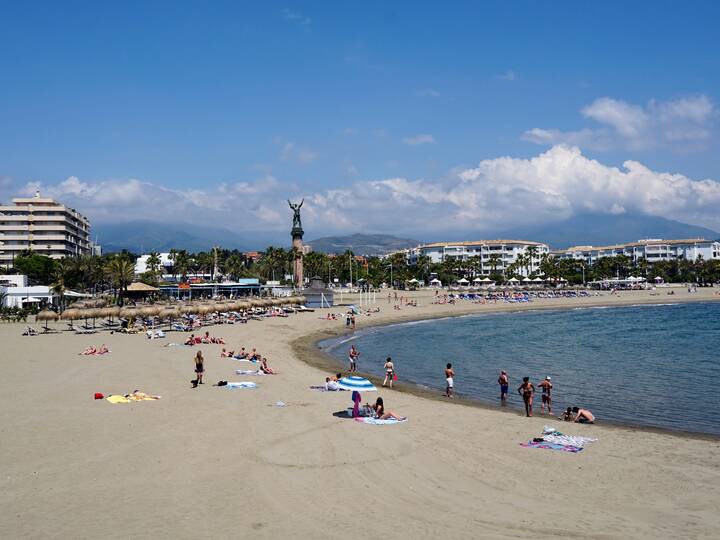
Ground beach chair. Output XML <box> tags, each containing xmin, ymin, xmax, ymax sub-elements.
<box><xmin>73</xmin><ymin>325</ymin><xmax>96</xmax><ymax>335</ymax></box>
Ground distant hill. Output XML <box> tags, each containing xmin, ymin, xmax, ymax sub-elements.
<box><xmin>488</xmin><ymin>214</ymin><xmax>719</xmax><ymax>250</ymax></box>
<box><xmin>306</xmin><ymin>233</ymin><xmax>420</xmax><ymax>255</ymax></box>
<box><xmin>92</xmin><ymin>221</ymin><xmax>285</xmax><ymax>254</ymax></box>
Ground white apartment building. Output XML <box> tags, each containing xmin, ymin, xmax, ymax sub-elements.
<box><xmin>552</xmin><ymin>238</ymin><xmax>720</xmax><ymax>265</ymax></box>
<box><xmin>407</xmin><ymin>240</ymin><xmax>550</xmax><ymax>276</ymax></box>
<box><xmin>0</xmin><ymin>192</ymin><xmax>91</xmax><ymax>268</ymax></box>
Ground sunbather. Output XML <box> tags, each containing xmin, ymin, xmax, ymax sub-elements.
<box><xmin>80</xmin><ymin>346</ymin><xmax>98</xmax><ymax>355</ymax></box>
<box><xmin>368</xmin><ymin>397</ymin><xmax>406</xmax><ymax>421</ymax></box>
<box><xmin>220</xmin><ymin>348</ymin><xmax>234</xmax><ymax>357</ymax></box>
<box><xmin>260</xmin><ymin>357</ymin><xmax>276</xmax><ymax>375</ymax></box>
<box><xmin>325</xmin><ymin>377</ymin><xmax>339</xmax><ymax>391</ymax></box>
<box><xmin>125</xmin><ymin>390</ymin><xmax>161</xmax><ymax>400</ymax></box>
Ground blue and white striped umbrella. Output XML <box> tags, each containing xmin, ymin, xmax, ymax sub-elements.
<box><xmin>337</xmin><ymin>376</ymin><xmax>377</xmax><ymax>392</ymax></box>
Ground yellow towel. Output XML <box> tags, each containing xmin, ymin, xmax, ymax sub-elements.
<box><xmin>106</xmin><ymin>395</ymin><xmax>130</xmax><ymax>404</ymax></box>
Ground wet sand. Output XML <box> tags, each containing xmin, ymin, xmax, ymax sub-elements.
<box><xmin>1</xmin><ymin>288</ymin><xmax>719</xmax><ymax>539</ymax></box>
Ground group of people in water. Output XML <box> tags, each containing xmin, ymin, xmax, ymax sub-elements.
<box><xmin>509</xmin><ymin>372</ymin><xmax>594</xmax><ymax>422</ymax></box>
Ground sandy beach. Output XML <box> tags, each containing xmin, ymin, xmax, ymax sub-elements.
<box><xmin>2</xmin><ymin>288</ymin><xmax>720</xmax><ymax>539</ymax></box>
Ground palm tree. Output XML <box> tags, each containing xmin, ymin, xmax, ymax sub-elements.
<box><xmin>147</xmin><ymin>252</ymin><xmax>161</xmax><ymax>278</ymax></box>
<box><xmin>488</xmin><ymin>254</ymin><xmax>502</xmax><ymax>276</ymax></box>
<box><xmin>106</xmin><ymin>256</ymin><xmax>135</xmax><ymax>305</ymax></box>
<box><xmin>51</xmin><ymin>259</ymin><xmax>73</xmax><ymax>311</ymax></box>
<box><xmin>173</xmin><ymin>250</ymin><xmax>191</xmax><ymax>281</ymax></box>
<box><xmin>526</xmin><ymin>246</ymin><xmax>539</xmax><ymax>276</ymax></box>
<box><xmin>223</xmin><ymin>254</ymin><xmax>245</xmax><ymax>281</ymax></box>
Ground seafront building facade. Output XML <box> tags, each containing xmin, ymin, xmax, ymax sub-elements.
<box><xmin>552</xmin><ymin>238</ymin><xmax>720</xmax><ymax>265</ymax></box>
<box><xmin>405</xmin><ymin>240</ymin><xmax>550</xmax><ymax>276</ymax></box>
<box><xmin>0</xmin><ymin>192</ymin><xmax>91</xmax><ymax>268</ymax></box>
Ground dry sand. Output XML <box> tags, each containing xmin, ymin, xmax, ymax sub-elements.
<box><xmin>1</xmin><ymin>288</ymin><xmax>719</xmax><ymax>539</ymax></box>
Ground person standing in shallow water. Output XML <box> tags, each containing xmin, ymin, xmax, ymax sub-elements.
<box><xmin>382</xmin><ymin>357</ymin><xmax>395</xmax><ymax>388</ymax></box>
<box><xmin>498</xmin><ymin>370</ymin><xmax>509</xmax><ymax>403</ymax></box>
<box><xmin>445</xmin><ymin>363</ymin><xmax>455</xmax><ymax>398</ymax></box>
<box><xmin>538</xmin><ymin>376</ymin><xmax>553</xmax><ymax>415</ymax></box>
<box><xmin>518</xmin><ymin>376</ymin><xmax>535</xmax><ymax>417</ymax></box>
<box><xmin>348</xmin><ymin>344</ymin><xmax>360</xmax><ymax>372</ymax></box>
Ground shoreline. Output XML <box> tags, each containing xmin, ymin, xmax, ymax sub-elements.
<box><xmin>293</xmin><ymin>294</ymin><xmax>720</xmax><ymax>441</ymax></box>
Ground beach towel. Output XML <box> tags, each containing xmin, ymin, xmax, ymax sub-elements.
<box><xmin>235</xmin><ymin>369</ymin><xmax>265</xmax><ymax>375</ymax></box>
<box><xmin>520</xmin><ymin>441</ymin><xmax>583</xmax><ymax>453</ymax></box>
<box><xmin>521</xmin><ymin>426</ymin><xmax>597</xmax><ymax>452</ymax></box>
<box><xmin>232</xmin><ymin>357</ymin><xmax>258</xmax><ymax>363</ymax></box>
<box><xmin>106</xmin><ymin>395</ymin><xmax>130</xmax><ymax>404</ymax></box>
<box><xmin>355</xmin><ymin>417</ymin><xmax>407</xmax><ymax>425</ymax></box>
<box><xmin>225</xmin><ymin>382</ymin><xmax>257</xmax><ymax>389</ymax></box>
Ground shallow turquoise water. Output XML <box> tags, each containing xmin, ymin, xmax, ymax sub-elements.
<box><xmin>320</xmin><ymin>302</ymin><xmax>720</xmax><ymax>436</ymax></box>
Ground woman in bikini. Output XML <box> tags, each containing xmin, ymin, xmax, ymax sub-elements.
<box><xmin>517</xmin><ymin>376</ymin><xmax>535</xmax><ymax>417</ymax></box>
<box><xmin>370</xmin><ymin>397</ymin><xmax>406</xmax><ymax>421</ymax></box>
<box><xmin>382</xmin><ymin>357</ymin><xmax>395</xmax><ymax>388</ymax></box>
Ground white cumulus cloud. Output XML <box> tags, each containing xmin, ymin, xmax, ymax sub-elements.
<box><xmin>523</xmin><ymin>95</ymin><xmax>715</xmax><ymax>152</ymax></box>
<box><xmin>12</xmin><ymin>146</ymin><xmax>720</xmax><ymax>238</ymax></box>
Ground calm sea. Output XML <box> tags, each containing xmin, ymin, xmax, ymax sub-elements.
<box><xmin>320</xmin><ymin>302</ymin><xmax>720</xmax><ymax>436</ymax></box>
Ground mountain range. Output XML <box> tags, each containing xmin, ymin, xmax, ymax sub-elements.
<box><xmin>92</xmin><ymin>214</ymin><xmax>719</xmax><ymax>254</ymax></box>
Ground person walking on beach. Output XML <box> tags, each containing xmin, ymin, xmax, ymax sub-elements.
<box><xmin>348</xmin><ymin>344</ymin><xmax>360</xmax><ymax>372</ymax></box>
<box><xmin>445</xmin><ymin>363</ymin><xmax>455</xmax><ymax>398</ymax></box>
<box><xmin>193</xmin><ymin>350</ymin><xmax>205</xmax><ymax>387</ymax></box>
<box><xmin>498</xmin><ymin>370</ymin><xmax>509</xmax><ymax>402</ymax></box>
<box><xmin>383</xmin><ymin>357</ymin><xmax>395</xmax><ymax>388</ymax></box>
<box><xmin>538</xmin><ymin>376</ymin><xmax>553</xmax><ymax>414</ymax></box>
<box><xmin>518</xmin><ymin>377</ymin><xmax>535</xmax><ymax>417</ymax></box>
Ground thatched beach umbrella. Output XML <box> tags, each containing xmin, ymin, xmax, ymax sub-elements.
<box><xmin>36</xmin><ymin>309</ymin><xmax>58</xmax><ymax>332</ymax></box>
<box><xmin>83</xmin><ymin>308</ymin><xmax>101</xmax><ymax>328</ymax></box>
<box><xmin>60</xmin><ymin>308</ymin><xmax>81</xmax><ymax>322</ymax></box>
<box><xmin>140</xmin><ymin>306</ymin><xmax>160</xmax><ymax>317</ymax></box>
<box><xmin>160</xmin><ymin>307</ymin><xmax>180</xmax><ymax>323</ymax></box>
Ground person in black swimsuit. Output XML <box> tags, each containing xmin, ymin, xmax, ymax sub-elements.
<box><xmin>517</xmin><ymin>377</ymin><xmax>535</xmax><ymax>417</ymax></box>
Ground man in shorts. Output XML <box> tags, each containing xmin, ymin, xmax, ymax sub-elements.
<box><xmin>445</xmin><ymin>363</ymin><xmax>455</xmax><ymax>398</ymax></box>
<box><xmin>498</xmin><ymin>370</ymin><xmax>509</xmax><ymax>402</ymax></box>
<box><xmin>348</xmin><ymin>344</ymin><xmax>360</xmax><ymax>372</ymax></box>
<box><xmin>538</xmin><ymin>376</ymin><xmax>553</xmax><ymax>415</ymax></box>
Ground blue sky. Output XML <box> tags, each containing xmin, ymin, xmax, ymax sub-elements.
<box><xmin>1</xmin><ymin>1</ymin><xmax>719</xmax><ymax>237</ymax></box>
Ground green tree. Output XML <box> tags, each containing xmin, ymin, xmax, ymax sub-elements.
<box><xmin>13</xmin><ymin>253</ymin><xmax>58</xmax><ymax>284</ymax></box>
<box><xmin>106</xmin><ymin>256</ymin><xmax>135</xmax><ymax>305</ymax></box>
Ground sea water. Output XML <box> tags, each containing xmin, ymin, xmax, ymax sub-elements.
<box><xmin>320</xmin><ymin>302</ymin><xmax>720</xmax><ymax>436</ymax></box>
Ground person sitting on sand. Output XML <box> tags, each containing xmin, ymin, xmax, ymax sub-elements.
<box><xmin>333</xmin><ymin>372</ymin><xmax>343</xmax><ymax>382</ymax></box>
<box><xmin>559</xmin><ymin>407</ymin><xmax>573</xmax><ymax>421</ymax></box>
<box><xmin>98</xmin><ymin>344</ymin><xmax>109</xmax><ymax>355</ymax></box>
<box><xmin>201</xmin><ymin>331</ymin><xmax>211</xmax><ymax>344</ymax></box>
<box><xmin>236</xmin><ymin>347</ymin><xmax>247</xmax><ymax>359</ymax></box>
<box><xmin>220</xmin><ymin>348</ymin><xmax>234</xmax><ymax>358</ymax></box>
<box><xmin>249</xmin><ymin>348</ymin><xmax>260</xmax><ymax>361</ymax></box>
<box><xmin>572</xmin><ymin>407</ymin><xmax>595</xmax><ymax>424</ymax></box>
<box><xmin>185</xmin><ymin>334</ymin><xmax>196</xmax><ymax>346</ymax></box>
<box><xmin>325</xmin><ymin>377</ymin><xmax>339</xmax><ymax>391</ymax></box>
<box><xmin>260</xmin><ymin>357</ymin><xmax>276</xmax><ymax>375</ymax></box>
<box><xmin>369</xmin><ymin>397</ymin><xmax>406</xmax><ymax>421</ymax></box>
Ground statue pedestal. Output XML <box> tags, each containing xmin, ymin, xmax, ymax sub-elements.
<box><xmin>292</xmin><ymin>228</ymin><xmax>304</xmax><ymax>289</ymax></box>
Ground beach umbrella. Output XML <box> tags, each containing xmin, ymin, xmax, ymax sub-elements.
<box><xmin>60</xmin><ymin>309</ymin><xmax>81</xmax><ymax>326</ymax></box>
<box><xmin>119</xmin><ymin>307</ymin><xmax>138</xmax><ymax>320</ymax></box>
<box><xmin>83</xmin><ymin>308</ymin><xmax>102</xmax><ymax>327</ymax></box>
<box><xmin>105</xmin><ymin>306</ymin><xmax>121</xmax><ymax>322</ymax></box>
<box><xmin>160</xmin><ymin>307</ymin><xmax>180</xmax><ymax>322</ymax></box>
<box><xmin>36</xmin><ymin>309</ymin><xmax>58</xmax><ymax>331</ymax></box>
<box><xmin>140</xmin><ymin>306</ymin><xmax>160</xmax><ymax>317</ymax></box>
<box><xmin>337</xmin><ymin>376</ymin><xmax>377</xmax><ymax>392</ymax></box>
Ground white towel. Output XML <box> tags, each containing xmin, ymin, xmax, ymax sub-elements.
<box><xmin>226</xmin><ymin>382</ymin><xmax>257</xmax><ymax>389</ymax></box>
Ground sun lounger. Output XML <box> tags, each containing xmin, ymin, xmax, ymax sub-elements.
<box><xmin>73</xmin><ymin>325</ymin><xmax>97</xmax><ymax>334</ymax></box>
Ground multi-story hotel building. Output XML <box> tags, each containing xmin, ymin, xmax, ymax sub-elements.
<box><xmin>406</xmin><ymin>240</ymin><xmax>550</xmax><ymax>276</ymax></box>
<box><xmin>0</xmin><ymin>191</ymin><xmax>91</xmax><ymax>268</ymax></box>
<box><xmin>552</xmin><ymin>238</ymin><xmax>720</xmax><ymax>265</ymax></box>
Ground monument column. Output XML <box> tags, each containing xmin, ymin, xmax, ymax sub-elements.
<box><xmin>288</xmin><ymin>199</ymin><xmax>304</xmax><ymax>289</ymax></box>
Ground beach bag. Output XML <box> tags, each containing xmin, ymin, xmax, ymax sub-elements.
<box><xmin>393</xmin><ymin>374</ymin><xmax>398</xmax><ymax>381</ymax></box>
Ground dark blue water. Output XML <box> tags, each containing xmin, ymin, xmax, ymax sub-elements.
<box><xmin>321</xmin><ymin>302</ymin><xmax>720</xmax><ymax>436</ymax></box>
